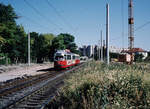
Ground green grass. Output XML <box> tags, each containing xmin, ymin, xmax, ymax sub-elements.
<box><xmin>48</xmin><ymin>61</ymin><xmax>150</xmax><ymax>109</ymax></box>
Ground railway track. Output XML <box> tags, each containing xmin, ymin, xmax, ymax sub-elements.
<box><xmin>0</xmin><ymin>63</ymin><xmax>85</xmax><ymax>109</ymax></box>
<box><xmin>0</xmin><ymin>69</ymin><xmax>61</xmax><ymax>96</ymax></box>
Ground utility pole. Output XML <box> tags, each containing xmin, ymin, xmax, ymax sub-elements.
<box><xmin>28</xmin><ymin>32</ymin><xmax>30</xmax><ymax>66</ymax></box>
<box><xmin>103</xmin><ymin>40</ymin><xmax>105</xmax><ymax>61</ymax></box>
<box><xmin>101</xmin><ymin>30</ymin><xmax>103</xmax><ymax>62</ymax></box>
<box><xmin>106</xmin><ymin>4</ymin><xmax>110</xmax><ymax>65</ymax></box>
<box><xmin>128</xmin><ymin>0</ymin><xmax>134</xmax><ymax>63</ymax></box>
<box><xmin>93</xmin><ymin>45</ymin><xmax>94</xmax><ymax>60</ymax></box>
<box><xmin>98</xmin><ymin>40</ymin><xmax>100</xmax><ymax>60</ymax></box>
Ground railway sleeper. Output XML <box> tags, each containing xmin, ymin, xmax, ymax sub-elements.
<box><xmin>2</xmin><ymin>64</ymin><xmax>85</xmax><ymax>109</ymax></box>
<box><xmin>26</xmin><ymin>102</ymin><xmax>41</xmax><ymax>105</ymax></box>
<box><xmin>13</xmin><ymin>104</ymin><xmax>41</xmax><ymax>109</ymax></box>
<box><xmin>30</xmin><ymin>96</ymin><xmax>47</xmax><ymax>100</ymax></box>
<box><xmin>29</xmin><ymin>97</ymin><xmax>46</xmax><ymax>100</ymax></box>
<box><xmin>28</xmin><ymin>99</ymin><xmax>45</xmax><ymax>103</ymax></box>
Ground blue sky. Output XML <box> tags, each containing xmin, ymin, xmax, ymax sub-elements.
<box><xmin>1</xmin><ymin>0</ymin><xmax>150</xmax><ymax>50</ymax></box>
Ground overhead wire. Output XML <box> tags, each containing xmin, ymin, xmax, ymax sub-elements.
<box><xmin>23</xmin><ymin>0</ymin><xmax>63</xmax><ymax>31</ymax></box>
<box><xmin>0</xmin><ymin>0</ymin><xmax>12</xmax><ymax>23</ymax></box>
<box><xmin>16</xmin><ymin>12</ymin><xmax>56</xmax><ymax>32</ymax></box>
<box><xmin>110</xmin><ymin>20</ymin><xmax>150</xmax><ymax>42</ymax></box>
<box><xmin>135</xmin><ymin>21</ymin><xmax>150</xmax><ymax>31</ymax></box>
<box><xmin>110</xmin><ymin>0</ymin><xmax>126</xmax><ymax>45</ymax></box>
<box><xmin>11</xmin><ymin>0</ymin><xmax>57</xmax><ymax>32</ymax></box>
<box><xmin>1</xmin><ymin>0</ymin><xmax>57</xmax><ymax>33</ymax></box>
<box><xmin>0</xmin><ymin>0</ymin><xmax>4</xmax><ymax>3</ymax></box>
<box><xmin>121</xmin><ymin>0</ymin><xmax>125</xmax><ymax>49</ymax></box>
<box><xmin>45</xmin><ymin>0</ymin><xmax>74</xmax><ymax>31</ymax></box>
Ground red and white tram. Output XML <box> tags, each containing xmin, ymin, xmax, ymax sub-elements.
<box><xmin>54</xmin><ymin>50</ymin><xmax>80</xmax><ymax>69</ymax></box>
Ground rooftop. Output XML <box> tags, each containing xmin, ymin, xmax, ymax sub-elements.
<box><xmin>121</xmin><ymin>48</ymin><xmax>146</xmax><ymax>53</ymax></box>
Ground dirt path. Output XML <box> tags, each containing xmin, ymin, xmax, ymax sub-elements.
<box><xmin>0</xmin><ymin>63</ymin><xmax>53</xmax><ymax>82</ymax></box>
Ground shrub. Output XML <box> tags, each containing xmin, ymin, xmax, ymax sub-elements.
<box><xmin>48</xmin><ymin>61</ymin><xmax>150</xmax><ymax>109</ymax></box>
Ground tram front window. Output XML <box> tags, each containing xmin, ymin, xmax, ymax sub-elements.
<box><xmin>55</xmin><ymin>56</ymin><xmax>64</xmax><ymax>61</ymax></box>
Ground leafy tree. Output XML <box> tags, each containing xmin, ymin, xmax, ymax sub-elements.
<box><xmin>50</xmin><ymin>33</ymin><xmax>79</xmax><ymax>61</ymax></box>
<box><xmin>144</xmin><ymin>52</ymin><xmax>150</xmax><ymax>62</ymax></box>
<box><xmin>0</xmin><ymin>36</ymin><xmax>5</xmax><ymax>52</ymax></box>
<box><xmin>42</xmin><ymin>33</ymin><xmax>55</xmax><ymax>45</ymax></box>
<box><xmin>14</xmin><ymin>25</ymin><xmax>27</xmax><ymax>63</ymax></box>
<box><xmin>110</xmin><ymin>52</ymin><xmax>119</xmax><ymax>59</ymax></box>
<box><xmin>134</xmin><ymin>54</ymin><xmax>144</xmax><ymax>62</ymax></box>
<box><xmin>52</xmin><ymin>36</ymin><xmax>65</xmax><ymax>50</ymax></box>
<box><xmin>51</xmin><ymin>33</ymin><xmax>78</xmax><ymax>54</ymax></box>
<box><xmin>30</xmin><ymin>32</ymin><xmax>39</xmax><ymax>62</ymax></box>
<box><xmin>30</xmin><ymin>32</ymin><xmax>55</xmax><ymax>63</ymax></box>
<box><xmin>0</xmin><ymin>3</ymin><xmax>18</xmax><ymax>23</ymax></box>
<box><xmin>0</xmin><ymin>3</ymin><xmax>26</xmax><ymax>64</ymax></box>
<box><xmin>58</xmin><ymin>33</ymin><xmax>77</xmax><ymax>51</ymax></box>
<box><xmin>0</xmin><ymin>3</ymin><xmax>79</xmax><ymax>64</ymax></box>
<box><xmin>42</xmin><ymin>33</ymin><xmax>55</xmax><ymax>61</ymax></box>
<box><xmin>0</xmin><ymin>36</ymin><xmax>5</xmax><ymax>44</ymax></box>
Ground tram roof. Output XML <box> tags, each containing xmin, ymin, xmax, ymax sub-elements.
<box><xmin>55</xmin><ymin>50</ymin><xmax>73</xmax><ymax>55</ymax></box>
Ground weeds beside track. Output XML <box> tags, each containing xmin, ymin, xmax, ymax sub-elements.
<box><xmin>48</xmin><ymin>61</ymin><xmax>150</xmax><ymax>109</ymax></box>
<box><xmin>0</xmin><ymin>63</ymin><xmax>85</xmax><ymax>109</ymax></box>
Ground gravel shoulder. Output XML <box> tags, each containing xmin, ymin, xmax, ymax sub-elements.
<box><xmin>0</xmin><ymin>63</ymin><xmax>53</xmax><ymax>82</ymax></box>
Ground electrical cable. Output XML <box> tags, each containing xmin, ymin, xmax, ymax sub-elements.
<box><xmin>135</xmin><ymin>21</ymin><xmax>150</xmax><ymax>31</ymax></box>
<box><xmin>5</xmin><ymin>0</ymin><xmax>58</xmax><ymax>33</ymax></box>
<box><xmin>110</xmin><ymin>20</ymin><xmax>150</xmax><ymax>42</ymax></box>
<box><xmin>0</xmin><ymin>0</ymin><xmax>58</xmax><ymax>33</ymax></box>
<box><xmin>121</xmin><ymin>0</ymin><xmax>125</xmax><ymax>49</ymax></box>
<box><xmin>23</xmin><ymin>0</ymin><xmax>63</xmax><ymax>31</ymax></box>
<box><xmin>45</xmin><ymin>0</ymin><xmax>74</xmax><ymax>31</ymax></box>
<box><xmin>0</xmin><ymin>0</ymin><xmax>4</xmax><ymax>3</ymax></box>
<box><xmin>16</xmin><ymin>12</ymin><xmax>56</xmax><ymax>32</ymax></box>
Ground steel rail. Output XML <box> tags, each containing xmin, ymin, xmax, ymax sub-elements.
<box><xmin>3</xmin><ymin>63</ymin><xmax>85</xmax><ymax>109</ymax></box>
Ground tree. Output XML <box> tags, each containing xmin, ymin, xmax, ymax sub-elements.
<box><xmin>50</xmin><ymin>33</ymin><xmax>79</xmax><ymax>61</ymax></box>
<box><xmin>0</xmin><ymin>3</ymin><xmax>18</xmax><ymax>23</ymax></box>
<box><xmin>52</xmin><ymin>33</ymin><xmax>78</xmax><ymax>53</ymax></box>
<box><xmin>0</xmin><ymin>36</ymin><xmax>5</xmax><ymax>52</ymax></box>
<box><xmin>30</xmin><ymin>32</ymin><xmax>39</xmax><ymax>62</ymax></box>
<box><xmin>58</xmin><ymin>33</ymin><xmax>77</xmax><ymax>51</ymax></box>
<box><xmin>52</xmin><ymin>36</ymin><xmax>65</xmax><ymax>50</ymax></box>
<box><xmin>110</xmin><ymin>52</ymin><xmax>119</xmax><ymax>59</ymax></box>
<box><xmin>0</xmin><ymin>3</ymin><xmax>26</xmax><ymax>64</ymax></box>
<box><xmin>0</xmin><ymin>3</ymin><xmax>79</xmax><ymax>64</ymax></box>
<box><xmin>30</xmin><ymin>32</ymin><xmax>55</xmax><ymax>63</ymax></box>
<box><xmin>42</xmin><ymin>33</ymin><xmax>55</xmax><ymax>61</ymax></box>
<box><xmin>42</xmin><ymin>33</ymin><xmax>55</xmax><ymax>45</ymax></box>
<box><xmin>14</xmin><ymin>25</ymin><xmax>27</xmax><ymax>63</ymax></box>
<box><xmin>134</xmin><ymin>54</ymin><xmax>144</xmax><ymax>62</ymax></box>
<box><xmin>144</xmin><ymin>52</ymin><xmax>150</xmax><ymax>62</ymax></box>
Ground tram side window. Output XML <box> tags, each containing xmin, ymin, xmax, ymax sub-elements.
<box><xmin>73</xmin><ymin>55</ymin><xmax>75</xmax><ymax>59</ymax></box>
<box><xmin>55</xmin><ymin>56</ymin><xmax>64</xmax><ymax>61</ymax></box>
<box><xmin>67</xmin><ymin>55</ymin><xmax>71</xmax><ymax>60</ymax></box>
<box><xmin>64</xmin><ymin>55</ymin><xmax>67</xmax><ymax>60</ymax></box>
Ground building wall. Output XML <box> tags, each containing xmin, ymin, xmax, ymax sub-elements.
<box><xmin>79</xmin><ymin>45</ymin><xmax>129</xmax><ymax>58</ymax></box>
<box><xmin>110</xmin><ymin>46</ymin><xmax>128</xmax><ymax>53</ymax></box>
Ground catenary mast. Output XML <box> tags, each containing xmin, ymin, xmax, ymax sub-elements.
<box><xmin>106</xmin><ymin>4</ymin><xmax>110</xmax><ymax>65</ymax></box>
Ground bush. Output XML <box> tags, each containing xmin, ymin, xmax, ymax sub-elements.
<box><xmin>48</xmin><ymin>61</ymin><xmax>150</xmax><ymax>109</ymax></box>
<box><xmin>0</xmin><ymin>56</ymin><xmax>11</xmax><ymax>65</ymax></box>
<box><xmin>134</xmin><ymin>54</ymin><xmax>144</xmax><ymax>62</ymax></box>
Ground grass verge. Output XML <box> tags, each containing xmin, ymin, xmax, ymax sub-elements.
<box><xmin>48</xmin><ymin>61</ymin><xmax>150</xmax><ymax>109</ymax></box>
